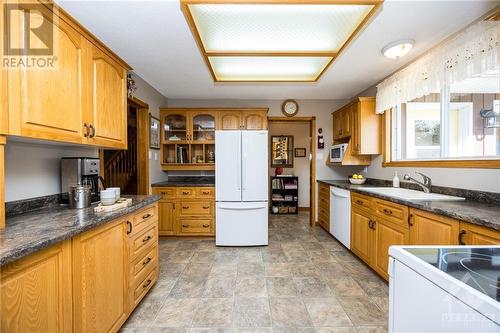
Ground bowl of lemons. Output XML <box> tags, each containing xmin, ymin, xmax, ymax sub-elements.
<box><xmin>349</xmin><ymin>174</ymin><xmax>366</xmax><ymax>185</ymax></box>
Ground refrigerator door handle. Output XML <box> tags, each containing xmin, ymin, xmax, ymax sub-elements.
<box><xmin>218</xmin><ymin>206</ymin><xmax>266</xmax><ymax>211</ymax></box>
<box><xmin>237</xmin><ymin>132</ymin><xmax>242</xmax><ymax>191</ymax></box>
<box><xmin>241</xmin><ymin>150</ymin><xmax>246</xmax><ymax>191</ymax></box>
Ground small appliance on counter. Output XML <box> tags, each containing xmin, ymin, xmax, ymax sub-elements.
<box><xmin>389</xmin><ymin>246</ymin><xmax>500</xmax><ymax>332</ymax></box>
<box><xmin>330</xmin><ymin>143</ymin><xmax>348</xmax><ymax>163</ymax></box>
<box><xmin>61</xmin><ymin>157</ymin><xmax>105</xmax><ymax>204</ymax></box>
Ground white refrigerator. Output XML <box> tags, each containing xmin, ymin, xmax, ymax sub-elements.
<box><xmin>215</xmin><ymin>130</ymin><xmax>268</xmax><ymax>246</ymax></box>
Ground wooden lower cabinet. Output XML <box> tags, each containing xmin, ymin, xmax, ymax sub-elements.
<box><xmin>409</xmin><ymin>208</ymin><xmax>460</xmax><ymax>245</ymax></box>
<box><xmin>153</xmin><ymin>187</ymin><xmax>215</xmax><ymax>236</ymax></box>
<box><xmin>317</xmin><ymin>182</ymin><xmax>330</xmax><ymax>231</ymax></box>
<box><xmin>372</xmin><ymin>218</ymin><xmax>409</xmax><ymax>280</ymax></box>
<box><xmin>0</xmin><ymin>203</ymin><xmax>159</xmax><ymax>333</ymax></box>
<box><xmin>460</xmin><ymin>222</ymin><xmax>500</xmax><ymax>245</ymax></box>
<box><xmin>350</xmin><ymin>207</ymin><xmax>373</xmax><ymax>264</ymax></box>
<box><xmin>72</xmin><ymin>219</ymin><xmax>128</xmax><ymax>333</ymax></box>
<box><xmin>0</xmin><ymin>241</ymin><xmax>73</xmax><ymax>333</ymax></box>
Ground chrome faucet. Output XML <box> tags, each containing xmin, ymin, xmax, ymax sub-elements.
<box><xmin>403</xmin><ymin>172</ymin><xmax>432</xmax><ymax>193</ymax></box>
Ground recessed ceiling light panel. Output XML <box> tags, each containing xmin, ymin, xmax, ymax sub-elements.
<box><xmin>181</xmin><ymin>0</ymin><xmax>383</xmax><ymax>82</ymax></box>
<box><xmin>382</xmin><ymin>39</ymin><xmax>414</xmax><ymax>60</ymax></box>
<box><xmin>209</xmin><ymin>56</ymin><xmax>333</xmax><ymax>81</ymax></box>
<box><xmin>189</xmin><ymin>4</ymin><xmax>374</xmax><ymax>52</ymax></box>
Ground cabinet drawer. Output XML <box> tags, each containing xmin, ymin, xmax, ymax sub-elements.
<box><xmin>128</xmin><ymin>205</ymin><xmax>157</xmax><ymax>237</ymax></box>
<box><xmin>318</xmin><ymin>184</ymin><xmax>330</xmax><ymax>196</ymax></box>
<box><xmin>318</xmin><ymin>205</ymin><xmax>329</xmax><ymax>218</ymax></box>
<box><xmin>180</xmin><ymin>219</ymin><xmax>213</xmax><ymax>234</ymax></box>
<box><xmin>129</xmin><ymin>225</ymin><xmax>157</xmax><ymax>260</ymax></box>
<box><xmin>133</xmin><ymin>268</ymin><xmax>157</xmax><ymax>305</ymax></box>
<box><xmin>351</xmin><ymin>193</ymin><xmax>373</xmax><ymax>210</ymax></box>
<box><xmin>374</xmin><ymin>199</ymin><xmax>408</xmax><ymax>228</ymax></box>
<box><xmin>179</xmin><ymin>201</ymin><xmax>213</xmax><ymax>216</ymax></box>
<box><xmin>177</xmin><ymin>188</ymin><xmax>195</xmax><ymax>198</ymax></box>
<box><xmin>131</xmin><ymin>245</ymin><xmax>158</xmax><ymax>284</ymax></box>
<box><xmin>153</xmin><ymin>188</ymin><xmax>176</xmax><ymax>200</ymax></box>
<box><xmin>195</xmin><ymin>188</ymin><xmax>215</xmax><ymax>198</ymax></box>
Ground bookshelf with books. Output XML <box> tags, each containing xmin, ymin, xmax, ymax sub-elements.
<box><xmin>270</xmin><ymin>176</ymin><xmax>299</xmax><ymax>215</ymax></box>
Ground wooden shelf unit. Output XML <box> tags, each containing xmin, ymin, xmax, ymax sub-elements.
<box><xmin>270</xmin><ymin>176</ymin><xmax>299</xmax><ymax>215</ymax></box>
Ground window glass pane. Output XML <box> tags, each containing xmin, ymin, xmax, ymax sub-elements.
<box><xmin>392</xmin><ymin>93</ymin><xmax>441</xmax><ymax>160</ymax></box>
<box><xmin>448</xmin><ymin>71</ymin><xmax>500</xmax><ymax>158</ymax></box>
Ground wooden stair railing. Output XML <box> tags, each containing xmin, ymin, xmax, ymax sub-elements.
<box><xmin>104</xmin><ymin>140</ymin><xmax>137</xmax><ymax>193</ymax></box>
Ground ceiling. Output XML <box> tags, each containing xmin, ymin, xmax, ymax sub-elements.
<box><xmin>58</xmin><ymin>0</ymin><xmax>498</xmax><ymax>100</ymax></box>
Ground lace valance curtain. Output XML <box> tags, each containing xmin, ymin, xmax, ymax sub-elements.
<box><xmin>376</xmin><ymin>20</ymin><xmax>499</xmax><ymax>114</ymax></box>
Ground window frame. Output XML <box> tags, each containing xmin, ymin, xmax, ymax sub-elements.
<box><xmin>381</xmin><ymin>98</ymin><xmax>500</xmax><ymax>169</ymax></box>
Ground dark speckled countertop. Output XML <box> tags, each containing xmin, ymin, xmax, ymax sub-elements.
<box><xmin>0</xmin><ymin>195</ymin><xmax>161</xmax><ymax>267</ymax></box>
<box><xmin>152</xmin><ymin>176</ymin><xmax>215</xmax><ymax>187</ymax></box>
<box><xmin>318</xmin><ymin>180</ymin><xmax>500</xmax><ymax>231</ymax></box>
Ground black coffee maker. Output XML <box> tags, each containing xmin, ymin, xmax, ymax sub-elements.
<box><xmin>61</xmin><ymin>157</ymin><xmax>106</xmax><ymax>203</ymax></box>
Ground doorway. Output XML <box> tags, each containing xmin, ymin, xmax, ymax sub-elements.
<box><xmin>268</xmin><ymin>117</ymin><xmax>316</xmax><ymax>227</ymax></box>
<box><xmin>100</xmin><ymin>97</ymin><xmax>150</xmax><ymax>195</ymax></box>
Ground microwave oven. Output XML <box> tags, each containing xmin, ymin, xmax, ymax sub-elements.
<box><xmin>330</xmin><ymin>144</ymin><xmax>348</xmax><ymax>163</ymax></box>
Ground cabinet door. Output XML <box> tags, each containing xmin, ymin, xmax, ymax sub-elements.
<box><xmin>158</xmin><ymin>201</ymin><xmax>176</xmax><ymax>236</ymax></box>
<box><xmin>461</xmin><ymin>223</ymin><xmax>500</xmax><ymax>245</ymax></box>
<box><xmin>7</xmin><ymin>8</ymin><xmax>86</xmax><ymax>144</ymax></box>
<box><xmin>242</xmin><ymin>111</ymin><xmax>267</xmax><ymax>130</ymax></box>
<box><xmin>351</xmin><ymin>105</ymin><xmax>361</xmax><ymax>154</ymax></box>
<box><xmin>73</xmin><ymin>219</ymin><xmax>127</xmax><ymax>333</ymax></box>
<box><xmin>1</xmin><ymin>241</ymin><xmax>72</xmax><ymax>333</ymax></box>
<box><xmin>342</xmin><ymin>108</ymin><xmax>351</xmax><ymax>138</ymax></box>
<box><xmin>409</xmin><ymin>209</ymin><xmax>459</xmax><ymax>245</ymax></box>
<box><xmin>332</xmin><ymin>111</ymin><xmax>341</xmax><ymax>140</ymax></box>
<box><xmin>87</xmin><ymin>45</ymin><xmax>127</xmax><ymax>148</ymax></box>
<box><xmin>350</xmin><ymin>207</ymin><xmax>373</xmax><ymax>264</ymax></box>
<box><xmin>372</xmin><ymin>218</ymin><xmax>409</xmax><ymax>280</ymax></box>
<box><xmin>190</xmin><ymin>111</ymin><xmax>216</xmax><ymax>142</ymax></box>
<box><xmin>218</xmin><ymin>111</ymin><xmax>241</xmax><ymax>130</ymax></box>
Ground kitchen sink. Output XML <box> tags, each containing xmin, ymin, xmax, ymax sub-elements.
<box><xmin>356</xmin><ymin>187</ymin><xmax>465</xmax><ymax>201</ymax></box>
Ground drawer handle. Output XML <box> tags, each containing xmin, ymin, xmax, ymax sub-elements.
<box><xmin>182</xmin><ymin>206</ymin><xmax>189</xmax><ymax>209</ymax></box>
<box><xmin>126</xmin><ymin>221</ymin><xmax>132</xmax><ymax>235</ymax></box>
<box><xmin>142</xmin><ymin>235</ymin><xmax>152</xmax><ymax>243</ymax></box>
<box><xmin>459</xmin><ymin>230</ymin><xmax>466</xmax><ymax>245</ymax></box>
<box><xmin>182</xmin><ymin>224</ymin><xmax>189</xmax><ymax>228</ymax></box>
<box><xmin>202</xmin><ymin>224</ymin><xmax>209</xmax><ymax>228</ymax></box>
<box><xmin>143</xmin><ymin>279</ymin><xmax>152</xmax><ymax>289</ymax></box>
<box><xmin>142</xmin><ymin>257</ymin><xmax>152</xmax><ymax>266</ymax></box>
<box><xmin>202</xmin><ymin>191</ymin><xmax>210</xmax><ymax>195</ymax></box>
<box><xmin>161</xmin><ymin>192</ymin><xmax>167</xmax><ymax>195</ymax></box>
<box><xmin>356</xmin><ymin>200</ymin><xmax>364</xmax><ymax>205</ymax></box>
<box><xmin>182</xmin><ymin>191</ymin><xmax>189</xmax><ymax>195</ymax></box>
<box><xmin>383</xmin><ymin>209</ymin><xmax>393</xmax><ymax>215</ymax></box>
<box><xmin>202</xmin><ymin>206</ymin><xmax>210</xmax><ymax>209</ymax></box>
<box><xmin>142</xmin><ymin>213</ymin><xmax>152</xmax><ymax>219</ymax></box>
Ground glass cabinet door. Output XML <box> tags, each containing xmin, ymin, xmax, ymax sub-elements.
<box><xmin>191</xmin><ymin>113</ymin><xmax>215</xmax><ymax>142</ymax></box>
<box><xmin>163</xmin><ymin>113</ymin><xmax>187</xmax><ymax>142</ymax></box>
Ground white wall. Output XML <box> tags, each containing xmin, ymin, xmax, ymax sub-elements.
<box><xmin>5</xmin><ymin>140</ymin><xmax>98</xmax><ymax>201</ymax></box>
<box><xmin>130</xmin><ymin>73</ymin><xmax>169</xmax><ymax>188</ymax></box>
<box><xmin>5</xmin><ymin>73</ymin><xmax>169</xmax><ymax>202</ymax></box>
<box><xmin>268</xmin><ymin>121</ymin><xmax>310</xmax><ymax>208</ymax></box>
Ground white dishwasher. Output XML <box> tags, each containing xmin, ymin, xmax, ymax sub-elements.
<box><xmin>329</xmin><ymin>187</ymin><xmax>351</xmax><ymax>249</ymax></box>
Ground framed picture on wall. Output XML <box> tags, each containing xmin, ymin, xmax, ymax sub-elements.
<box><xmin>150</xmin><ymin>114</ymin><xmax>161</xmax><ymax>150</ymax></box>
<box><xmin>271</xmin><ymin>135</ymin><xmax>294</xmax><ymax>168</ymax></box>
<box><xmin>294</xmin><ymin>148</ymin><xmax>306</xmax><ymax>158</ymax></box>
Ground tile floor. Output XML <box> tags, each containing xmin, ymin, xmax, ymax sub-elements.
<box><xmin>121</xmin><ymin>212</ymin><xmax>389</xmax><ymax>333</ymax></box>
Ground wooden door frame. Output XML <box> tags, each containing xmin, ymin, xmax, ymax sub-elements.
<box><xmin>99</xmin><ymin>96</ymin><xmax>150</xmax><ymax>195</ymax></box>
<box><xmin>268</xmin><ymin>116</ymin><xmax>316</xmax><ymax>227</ymax></box>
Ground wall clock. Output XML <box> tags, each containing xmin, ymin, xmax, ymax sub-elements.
<box><xmin>282</xmin><ymin>99</ymin><xmax>299</xmax><ymax>117</ymax></box>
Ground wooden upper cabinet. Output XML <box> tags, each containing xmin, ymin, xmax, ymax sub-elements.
<box><xmin>218</xmin><ymin>110</ymin><xmax>242</xmax><ymax>130</ymax></box>
<box><xmin>218</xmin><ymin>109</ymin><xmax>268</xmax><ymax>130</ymax></box>
<box><xmin>460</xmin><ymin>222</ymin><xmax>500</xmax><ymax>245</ymax></box>
<box><xmin>87</xmin><ymin>45</ymin><xmax>127</xmax><ymax>148</ymax></box>
<box><xmin>409</xmin><ymin>209</ymin><xmax>460</xmax><ymax>245</ymax></box>
<box><xmin>1</xmin><ymin>241</ymin><xmax>73</xmax><ymax>333</ymax></box>
<box><xmin>7</xmin><ymin>9</ymin><xmax>86</xmax><ymax>144</ymax></box>
<box><xmin>242</xmin><ymin>110</ymin><xmax>268</xmax><ymax>130</ymax></box>
<box><xmin>4</xmin><ymin>3</ymin><xmax>130</xmax><ymax>148</ymax></box>
<box><xmin>72</xmin><ymin>219</ymin><xmax>127</xmax><ymax>333</ymax></box>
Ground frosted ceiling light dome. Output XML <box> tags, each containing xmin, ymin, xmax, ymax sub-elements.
<box><xmin>181</xmin><ymin>0</ymin><xmax>383</xmax><ymax>82</ymax></box>
<box><xmin>382</xmin><ymin>39</ymin><xmax>414</xmax><ymax>60</ymax></box>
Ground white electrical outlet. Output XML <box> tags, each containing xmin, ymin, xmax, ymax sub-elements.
<box><xmin>154</xmin><ymin>152</ymin><xmax>158</xmax><ymax>161</ymax></box>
